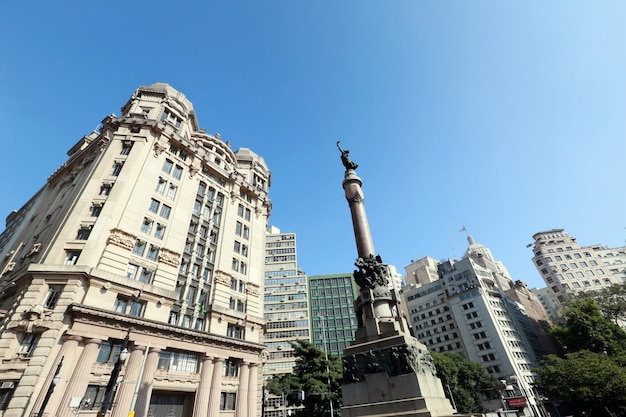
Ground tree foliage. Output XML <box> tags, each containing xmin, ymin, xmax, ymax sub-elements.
<box><xmin>534</xmin><ymin>350</ymin><xmax>626</xmax><ymax>416</ymax></box>
<box><xmin>574</xmin><ymin>282</ymin><xmax>626</xmax><ymax>325</ymax></box>
<box><xmin>534</xmin><ymin>298</ymin><xmax>626</xmax><ymax>416</ymax></box>
<box><xmin>266</xmin><ymin>340</ymin><xmax>343</xmax><ymax>417</ymax></box>
<box><xmin>431</xmin><ymin>351</ymin><xmax>498</xmax><ymax>414</ymax></box>
<box><xmin>550</xmin><ymin>299</ymin><xmax>626</xmax><ymax>356</ymax></box>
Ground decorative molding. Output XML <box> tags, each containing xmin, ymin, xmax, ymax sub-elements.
<box><xmin>158</xmin><ymin>247</ymin><xmax>180</xmax><ymax>266</ymax></box>
<box><xmin>107</xmin><ymin>228</ymin><xmax>135</xmax><ymax>250</ymax></box>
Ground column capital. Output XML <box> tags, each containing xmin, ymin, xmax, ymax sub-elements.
<box><xmin>61</xmin><ymin>334</ymin><xmax>83</xmax><ymax>343</ymax></box>
<box><xmin>85</xmin><ymin>338</ymin><xmax>103</xmax><ymax>345</ymax></box>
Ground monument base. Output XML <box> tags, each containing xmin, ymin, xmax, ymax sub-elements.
<box><xmin>342</xmin><ymin>331</ymin><xmax>475</xmax><ymax>417</ymax></box>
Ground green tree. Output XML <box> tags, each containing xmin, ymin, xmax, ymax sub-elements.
<box><xmin>550</xmin><ymin>299</ymin><xmax>626</xmax><ymax>356</ymax></box>
<box><xmin>266</xmin><ymin>340</ymin><xmax>343</xmax><ymax>417</ymax></box>
<box><xmin>534</xmin><ymin>350</ymin><xmax>626</xmax><ymax>416</ymax></box>
<box><xmin>574</xmin><ymin>282</ymin><xmax>626</xmax><ymax>325</ymax></box>
<box><xmin>431</xmin><ymin>351</ymin><xmax>498</xmax><ymax>414</ymax></box>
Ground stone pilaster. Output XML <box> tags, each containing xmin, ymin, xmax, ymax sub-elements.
<box><xmin>56</xmin><ymin>338</ymin><xmax>102</xmax><ymax>417</ymax></box>
<box><xmin>133</xmin><ymin>347</ymin><xmax>161</xmax><ymax>417</ymax></box>
<box><xmin>191</xmin><ymin>354</ymin><xmax>213</xmax><ymax>417</ymax></box>
<box><xmin>247</xmin><ymin>362</ymin><xmax>259</xmax><ymax>417</ymax></box>
<box><xmin>235</xmin><ymin>361</ymin><xmax>250</xmax><ymax>416</ymax></box>
<box><xmin>207</xmin><ymin>357</ymin><xmax>225</xmax><ymax>416</ymax></box>
<box><xmin>111</xmin><ymin>345</ymin><xmax>146</xmax><ymax>417</ymax></box>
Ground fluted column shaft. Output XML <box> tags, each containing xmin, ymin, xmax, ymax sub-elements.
<box><xmin>236</xmin><ymin>361</ymin><xmax>250</xmax><ymax>417</ymax></box>
<box><xmin>247</xmin><ymin>363</ymin><xmax>259</xmax><ymax>417</ymax></box>
<box><xmin>111</xmin><ymin>345</ymin><xmax>145</xmax><ymax>417</ymax></box>
<box><xmin>57</xmin><ymin>338</ymin><xmax>102</xmax><ymax>417</ymax></box>
<box><xmin>134</xmin><ymin>347</ymin><xmax>161</xmax><ymax>417</ymax></box>
<box><xmin>192</xmin><ymin>354</ymin><xmax>214</xmax><ymax>417</ymax></box>
<box><xmin>32</xmin><ymin>335</ymin><xmax>80</xmax><ymax>416</ymax></box>
<box><xmin>343</xmin><ymin>174</ymin><xmax>375</xmax><ymax>258</ymax></box>
<box><xmin>207</xmin><ymin>357</ymin><xmax>224</xmax><ymax>416</ymax></box>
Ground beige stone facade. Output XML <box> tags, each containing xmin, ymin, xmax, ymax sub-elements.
<box><xmin>0</xmin><ymin>84</ymin><xmax>270</xmax><ymax>417</ymax></box>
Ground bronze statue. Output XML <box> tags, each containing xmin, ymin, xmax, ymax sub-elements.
<box><xmin>337</xmin><ymin>141</ymin><xmax>358</xmax><ymax>171</ymax></box>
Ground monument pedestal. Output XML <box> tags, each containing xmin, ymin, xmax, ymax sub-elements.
<box><xmin>342</xmin><ymin>326</ymin><xmax>458</xmax><ymax>417</ymax></box>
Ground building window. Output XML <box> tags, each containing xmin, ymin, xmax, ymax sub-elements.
<box><xmin>162</xmin><ymin>159</ymin><xmax>173</xmax><ymax>174</ymax></box>
<box><xmin>113</xmin><ymin>296</ymin><xmax>144</xmax><ymax>317</ymax></box>
<box><xmin>157</xmin><ymin>351</ymin><xmax>199</xmax><ymax>373</ymax></box>
<box><xmin>146</xmin><ymin>245</ymin><xmax>159</xmax><ymax>261</ymax></box>
<box><xmin>111</xmin><ymin>161</ymin><xmax>124</xmax><ymax>176</ymax></box>
<box><xmin>83</xmin><ymin>385</ymin><xmax>105</xmax><ymax>408</ymax></box>
<box><xmin>120</xmin><ymin>141</ymin><xmax>134</xmax><ymax>155</ymax></box>
<box><xmin>18</xmin><ymin>333</ymin><xmax>40</xmax><ymax>357</ymax></box>
<box><xmin>97</xmin><ymin>340</ymin><xmax>123</xmax><ymax>363</ymax></box>
<box><xmin>89</xmin><ymin>204</ymin><xmax>103</xmax><ymax>217</ymax></box>
<box><xmin>172</xmin><ymin>165</ymin><xmax>183</xmax><ymax>180</ymax></box>
<box><xmin>227</xmin><ymin>324</ymin><xmax>244</xmax><ymax>339</ymax></box>
<box><xmin>43</xmin><ymin>285</ymin><xmax>64</xmax><ymax>309</ymax></box>
<box><xmin>132</xmin><ymin>240</ymin><xmax>146</xmax><ymax>256</ymax></box>
<box><xmin>219</xmin><ymin>392</ymin><xmax>236</xmax><ymax>411</ymax></box>
<box><xmin>166</xmin><ymin>184</ymin><xmax>177</xmax><ymax>200</ymax></box>
<box><xmin>149</xmin><ymin>199</ymin><xmax>160</xmax><ymax>213</ymax></box>
<box><xmin>223</xmin><ymin>358</ymin><xmax>239</xmax><ymax>377</ymax></box>
<box><xmin>155</xmin><ymin>177</ymin><xmax>166</xmax><ymax>194</ymax></box>
<box><xmin>141</xmin><ymin>218</ymin><xmax>154</xmax><ymax>234</ymax></box>
<box><xmin>64</xmin><ymin>250</ymin><xmax>81</xmax><ymax>265</ymax></box>
<box><xmin>76</xmin><ymin>225</ymin><xmax>92</xmax><ymax>240</ymax></box>
<box><xmin>0</xmin><ymin>382</ymin><xmax>16</xmax><ymax>411</ymax></box>
<box><xmin>155</xmin><ymin>224</ymin><xmax>166</xmax><ymax>239</ymax></box>
<box><xmin>160</xmin><ymin>204</ymin><xmax>171</xmax><ymax>219</ymax></box>
<box><xmin>194</xmin><ymin>318</ymin><xmax>204</xmax><ymax>330</ymax></box>
<box><xmin>198</xmin><ymin>181</ymin><xmax>207</xmax><ymax>195</ymax></box>
<box><xmin>100</xmin><ymin>183</ymin><xmax>112</xmax><ymax>196</ymax></box>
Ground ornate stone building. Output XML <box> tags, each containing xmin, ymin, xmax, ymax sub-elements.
<box><xmin>0</xmin><ymin>84</ymin><xmax>270</xmax><ymax>417</ymax></box>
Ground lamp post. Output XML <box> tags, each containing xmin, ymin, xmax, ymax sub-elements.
<box><xmin>99</xmin><ymin>331</ymin><xmax>130</xmax><ymax>417</ymax></box>
<box><xmin>36</xmin><ymin>356</ymin><xmax>63</xmax><ymax>417</ymax></box>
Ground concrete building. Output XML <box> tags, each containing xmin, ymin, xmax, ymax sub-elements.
<box><xmin>402</xmin><ymin>236</ymin><xmax>549</xmax><ymax>416</ymax></box>
<box><xmin>0</xmin><ymin>84</ymin><xmax>271</xmax><ymax>417</ymax></box>
<box><xmin>262</xmin><ymin>226</ymin><xmax>310</xmax><ymax>417</ymax></box>
<box><xmin>531</xmin><ymin>229</ymin><xmax>625</xmax><ymax>305</ymax></box>
<box><xmin>308</xmin><ymin>274</ymin><xmax>359</xmax><ymax>357</ymax></box>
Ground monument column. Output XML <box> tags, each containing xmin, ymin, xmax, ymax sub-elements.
<box><xmin>336</xmin><ymin>143</ymin><xmax>456</xmax><ymax>417</ymax></box>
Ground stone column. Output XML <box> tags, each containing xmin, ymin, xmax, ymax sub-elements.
<box><xmin>31</xmin><ymin>335</ymin><xmax>81</xmax><ymax>416</ymax></box>
<box><xmin>342</xmin><ymin>170</ymin><xmax>375</xmax><ymax>259</ymax></box>
<box><xmin>111</xmin><ymin>345</ymin><xmax>145</xmax><ymax>417</ymax></box>
<box><xmin>247</xmin><ymin>362</ymin><xmax>259</xmax><ymax>417</ymax></box>
<box><xmin>56</xmin><ymin>338</ymin><xmax>102</xmax><ymax>417</ymax></box>
<box><xmin>191</xmin><ymin>354</ymin><xmax>213</xmax><ymax>417</ymax></box>
<box><xmin>235</xmin><ymin>361</ymin><xmax>250</xmax><ymax>417</ymax></box>
<box><xmin>133</xmin><ymin>347</ymin><xmax>161</xmax><ymax>417</ymax></box>
<box><xmin>207</xmin><ymin>357</ymin><xmax>225</xmax><ymax>416</ymax></box>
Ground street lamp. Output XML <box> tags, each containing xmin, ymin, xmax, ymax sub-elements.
<box><xmin>98</xmin><ymin>330</ymin><xmax>130</xmax><ymax>417</ymax></box>
<box><xmin>36</xmin><ymin>356</ymin><xmax>63</xmax><ymax>417</ymax></box>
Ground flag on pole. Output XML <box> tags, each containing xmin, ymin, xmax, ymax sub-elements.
<box><xmin>458</xmin><ymin>226</ymin><xmax>467</xmax><ymax>233</ymax></box>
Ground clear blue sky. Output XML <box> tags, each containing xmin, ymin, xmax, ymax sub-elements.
<box><xmin>2</xmin><ymin>2</ymin><xmax>626</xmax><ymax>289</ymax></box>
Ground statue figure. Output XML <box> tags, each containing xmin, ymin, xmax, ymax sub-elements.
<box><xmin>337</xmin><ymin>141</ymin><xmax>358</xmax><ymax>171</ymax></box>
<box><xmin>353</xmin><ymin>254</ymin><xmax>390</xmax><ymax>290</ymax></box>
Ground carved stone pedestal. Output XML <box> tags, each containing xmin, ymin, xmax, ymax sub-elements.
<box><xmin>342</xmin><ymin>333</ymin><xmax>457</xmax><ymax>417</ymax></box>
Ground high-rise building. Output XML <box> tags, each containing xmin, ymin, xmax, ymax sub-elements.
<box><xmin>308</xmin><ymin>274</ymin><xmax>359</xmax><ymax>357</ymax></box>
<box><xmin>531</xmin><ymin>229</ymin><xmax>625</xmax><ymax>305</ymax></box>
<box><xmin>0</xmin><ymin>84</ymin><xmax>270</xmax><ymax>417</ymax></box>
<box><xmin>262</xmin><ymin>226</ymin><xmax>310</xmax><ymax>417</ymax></box>
<box><xmin>402</xmin><ymin>236</ymin><xmax>549</xmax><ymax>416</ymax></box>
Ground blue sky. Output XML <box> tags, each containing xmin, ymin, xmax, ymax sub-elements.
<box><xmin>1</xmin><ymin>2</ymin><xmax>626</xmax><ymax>289</ymax></box>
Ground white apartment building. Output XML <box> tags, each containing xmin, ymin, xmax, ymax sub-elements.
<box><xmin>0</xmin><ymin>83</ymin><xmax>270</xmax><ymax>417</ymax></box>
<box><xmin>403</xmin><ymin>236</ymin><xmax>545</xmax><ymax>417</ymax></box>
<box><xmin>263</xmin><ymin>226</ymin><xmax>310</xmax><ymax>417</ymax></box>
<box><xmin>531</xmin><ymin>229</ymin><xmax>625</xmax><ymax>305</ymax></box>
